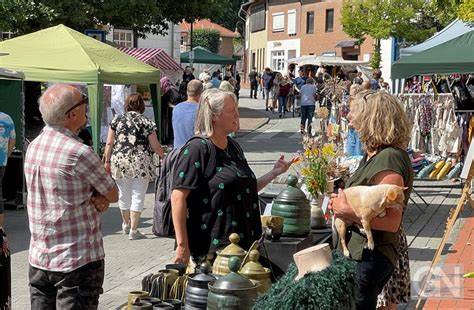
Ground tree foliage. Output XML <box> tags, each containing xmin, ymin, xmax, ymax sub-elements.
<box><xmin>0</xmin><ymin>0</ymin><xmax>233</xmax><ymax>38</ymax></box>
<box><xmin>212</xmin><ymin>0</ymin><xmax>245</xmax><ymax>34</ymax></box>
<box><xmin>458</xmin><ymin>0</ymin><xmax>474</xmax><ymax>22</ymax></box>
<box><xmin>191</xmin><ymin>29</ymin><xmax>221</xmax><ymax>53</ymax></box>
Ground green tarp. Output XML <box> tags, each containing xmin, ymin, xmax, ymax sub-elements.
<box><xmin>0</xmin><ymin>24</ymin><xmax>162</xmax><ymax>150</ymax></box>
<box><xmin>392</xmin><ymin>31</ymin><xmax>474</xmax><ymax>79</ymax></box>
<box><xmin>181</xmin><ymin>46</ymin><xmax>236</xmax><ymax>65</ymax></box>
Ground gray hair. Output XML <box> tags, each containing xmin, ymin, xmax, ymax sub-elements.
<box><xmin>194</xmin><ymin>89</ymin><xmax>237</xmax><ymax>137</ymax></box>
<box><xmin>38</xmin><ymin>84</ymin><xmax>82</xmax><ymax>126</ymax></box>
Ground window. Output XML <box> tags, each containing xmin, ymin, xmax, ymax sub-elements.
<box><xmin>251</xmin><ymin>52</ymin><xmax>256</xmax><ymax>69</ymax></box>
<box><xmin>250</xmin><ymin>3</ymin><xmax>266</xmax><ymax>32</ymax></box>
<box><xmin>271</xmin><ymin>50</ymin><xmax>285</xmax><ymax>71</ymax></box>
<box><xmin>113</xmin><ymin>29</ymin><xmax>133</xmax><ymax>47</ymax></box>
<box><xmin>325</xmin><ymin>9</ymin><xmax>334</xmax><ymax>32</ymax></box>
<box><xmin>287</xmin><ymin>10</ymin><xmax>297</xmax><ymax>35</ymax></box>
<box><xmin>272</xmin><ymin>12</ymin><xmax>285</xmax><ymax>32</ymax></box>
<box><xmin>288</xmin><ymin>50</ymin><xmax>296</xmax><ymax>60</ymax></box>
<box><xmin>306</xmin><ymin>11</ymin><xmax>315</xmax><ymax>34</ymax></box>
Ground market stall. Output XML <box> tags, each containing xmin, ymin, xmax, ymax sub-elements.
<box><xmin>180</xmin><ymin>46</ymin><xmax>236</xmax><ymax>65</ymax></box>
<box><xmin>0</xmin><ymin>24</ymin><xmax>162</xmax><ymax>151</ymax></box>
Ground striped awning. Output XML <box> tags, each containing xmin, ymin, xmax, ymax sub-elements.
<box><xmin>118</xmin><ymin>47</ymin><xmax>182</xmax><ymax>71</ymax></box>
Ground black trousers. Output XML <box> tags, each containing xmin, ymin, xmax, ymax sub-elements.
<box><xmin>29</xmin><ymin>260</ymin><xmax>104</xmax><ymax>310</ymax></box>
<box><xmin>355</xmin><ymin>249</ymin><xmax>395</xmax><ymax>310</ymax></box>
<box><xmin>0</xmin><ymin>166</ymin><xmax>4</xmax><ymax>214</ymax></box>
<box><xmin>250</xmin><ymin>82</ymin><xmax>258</xmax><ymax>98</ymax></box>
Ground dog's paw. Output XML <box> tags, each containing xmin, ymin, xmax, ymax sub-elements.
<box><xmin>367</xmin><ymin>240</ymin><xmax>375</xmax><ymax>250</ymax></box>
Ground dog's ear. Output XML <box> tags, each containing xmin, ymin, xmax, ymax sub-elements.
<box><xmin>386</xmin><ymin>187</ymin><xmax>399</xmax><ymax>202</ymax></box>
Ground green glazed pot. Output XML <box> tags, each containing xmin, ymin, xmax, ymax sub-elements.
<box><xmin>271</xmin><ymin>175</ymin><xmax>310</xmax><ymax>236</ymax></box>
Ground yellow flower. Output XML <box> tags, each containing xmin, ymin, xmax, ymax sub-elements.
<box><xmin>312</xmin><ymin>148</ymin><xmax>319</xmax><ymax>156</ymax></box>
<box><xmin>301</xmin><ymin>167</ymin><xmax>310</xmax><ymax>176</ymax></box>
<box><xmin>304</xmin><ymin>149</ymin><xmax>312</xmax><ymax>158</ymax></box>
<box><xmin>322</xmin><ymin>144</ymin><xmax>336</xmax><ymax>158</ymax></box>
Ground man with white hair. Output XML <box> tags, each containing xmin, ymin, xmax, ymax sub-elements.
<box><xmin>24</xmin><ymin>84</ymin><xmax>118</xmax><ymax>309</ymax></box>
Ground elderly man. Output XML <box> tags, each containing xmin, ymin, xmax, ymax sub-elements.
<box><xmin>24</xmin><ymin>84</ymin><xmax>118</xmax><ymax>309</ymax></box>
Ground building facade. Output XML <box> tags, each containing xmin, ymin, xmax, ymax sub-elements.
<box><xmin>242</xmin><ymin>0</ymin><xmax>374</xmax><ymax>76</ymax></box>
<box><xmin>105</xmin><ymin>22</ymin><xmax>181</xmax><ymax>62</ymax></box>
<box><xmin>180</xmin><ymin>19</ymin><xmax>239</xmax><ymax>58</ymax></box>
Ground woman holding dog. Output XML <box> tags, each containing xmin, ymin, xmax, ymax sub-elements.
<box><xmin>330</xmin><ymin>90</ymin><xmax>413</xmax><ymax>310</ymax></box>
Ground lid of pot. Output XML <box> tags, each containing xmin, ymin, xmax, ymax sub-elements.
<box><xmin>274</xmin><ymin>175</ymin><xmax>308</xmax><ymax>204</ymax></box>
<box><xmin>190</xmin><ymin>262</ymin><xmax>216</xmax><ymax>283</ymax></box>
<box><xmin>211</xmin><ymin>257</ymin><xmax>255</xmax><ymax>290</ymax></box>
<box><xmin>240</xmin><ymin>250</ymin><xmax>270</xmax><ymax>276</ymax></box>
<box><xmin>217</xmin><ymin>233</ymin><xmax>246</xmax><ymax>257</ymax></box>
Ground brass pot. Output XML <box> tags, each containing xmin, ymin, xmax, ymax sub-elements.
<box><xmin>239</xmin><ymin>250</ymin><xmax>272</xmax><ymax>294</ymax></box>
<box><xmin>212</xmin><ymin>233</ymin><xmax>247</xmax><ymax>276</ymax></box>
<box><xmin>128</xmin><ymin>291</ymin><xmax>149</xmax><ymax>309</ymax></box>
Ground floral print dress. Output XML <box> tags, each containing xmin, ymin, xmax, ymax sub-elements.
<box><xmin>110</xmin><ymin>111</ymin><xmax>157</xmax><ymax>180</ymax></box>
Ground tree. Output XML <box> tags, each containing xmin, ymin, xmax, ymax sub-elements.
<box><xmin>212</xmin><ymin>0</ymin><xmax>245</xmax><ymax>34</ymax></box>
<box><xmin>458</xmin><ymin>0</ymin><xmax>474</xmax><ymax>22</ymax></box>
<box><xmin>341</xmin><ymin>0</ymin><xmax>426</xmax><ymax>69</ymax></box>
<box><xmin>0</xmin><ymin>0</ymin><xmax>233</xmax><ymax>38</ymax></box>
<box><xmin>191</xmin><ymin>29</ymin><xmax>221</xmax><ymax>53</ymax></box>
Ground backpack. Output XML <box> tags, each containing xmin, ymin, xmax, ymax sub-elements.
<box><xmin>152</xmin><ymin>136</ymin><xmax>243</xmax><ymax>237</ymax></box>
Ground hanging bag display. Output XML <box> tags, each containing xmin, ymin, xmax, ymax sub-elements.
<box><xmin>438</xmin><ymin>108</ymin><xmax>461</xmax><ymax>154</ymax></box>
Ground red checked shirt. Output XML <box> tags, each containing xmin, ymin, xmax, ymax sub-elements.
<box><xmin>25</xmin><ymin>126</ymin><xmax>116</xmax><ymax>272</ymax></box>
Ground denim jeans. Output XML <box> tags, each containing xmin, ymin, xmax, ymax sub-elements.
<box><xmin>300</xmin><ymin>105</ymin><xmax>315</xmax><ymax>128</ymax></box>
<box><xmin>355</xmin><ymin>249</ymin><xmax>395</xmax><ymax>310</ymax></box>
<box><xmin>29</xmin><ymin>260</ymin><xmax>105</xmax><ymax>309</ymax></box>
<box><xmin>278</xmin><ymin>96</ymin><xmax>287</xmax><ymax>115</ymax></box>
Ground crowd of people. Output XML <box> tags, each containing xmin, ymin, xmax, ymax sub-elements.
<box><xmin>0</xmin><ymin>60</ymin><xmax>414</xmax><ymax>310</ymax></box>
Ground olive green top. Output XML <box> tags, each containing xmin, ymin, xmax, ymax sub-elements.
<box><xmin>344</xmin><ymin>147</ymin><xmax>413</xmax><ymax>266</ymax></box>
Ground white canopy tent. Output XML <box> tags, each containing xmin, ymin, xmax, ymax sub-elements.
<box><xmin>286</xmin><ymin>55</ymin><xmax>369</xmax><ymax>67</ymax></box>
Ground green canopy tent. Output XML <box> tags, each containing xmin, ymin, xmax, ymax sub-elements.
<box><xmin>392</xmin><ymin>31</ymin><xmax>474</xmax><ymax>79</ymax></box>
<box><xmin>0</xmin><ymin>24</ymin><xmax>162</xmax><ymax>151</ymax></box>
<box><xmin>181</xmin><ymin>46</ymin><xmax>236</xmax><ymax>65</ymax></box>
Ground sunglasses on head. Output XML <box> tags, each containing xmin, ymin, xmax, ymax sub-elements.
<box><xmin>362</xmin><ymin>91</ymin><xmax>377</xmax><ymax>103</ymax></box>
<box><xmin>65</xmin><ymin>94</ymin><xmax>88</xmax><ymax>115</ymax></box>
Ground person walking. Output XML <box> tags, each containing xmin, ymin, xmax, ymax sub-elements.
<box><xmin>299</xmin><ymin>77</ymin><xmax>319</xmax><ymax>135</ymax></box>
<box><xmin>277</xmin><ymin>75</ymin><xmax>292</xmax><ymax>118</ymax></box>
<box><xmin>370</xmin><ymin>69</ymin><xmax>382</xmax><ymax>90</ymax></box>
<box><xmin>25</xmin><ymin>84</ymin><xmax>118</xmax><ymax>309</ymax></box>
<box><xmin>211</xmin><ymin>72</ymin><xmax>221</xmax><ymax>89</ymax></box>
<box><xmin>171</xmin><ymin>89</ymin><xmax>292</xmax><ymax>265</ymax></box>
<box><xmin>0</xmin><ymin>111</ymin><xmax>15</xmax><ymax>310</ymax></box>
<box><xmin>262</xmin><ymin>68</ymin><xmax>274</xmax><ymax>111</ymax></box>
<box><xmin>172</xmin><ymin>80</ymin><xmax>204</xmax><ymax>149</ymax></box>
<box><xmin>248</xmin><ymin>67</ymin><xmax>259</xmax><ymax>99</ymax></box>
<box><xmin>104</xmin><ymin>93</ymin><xmax>164</xmax><ymax>240</ymax></box>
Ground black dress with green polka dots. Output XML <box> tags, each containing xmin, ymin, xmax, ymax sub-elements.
<box><xmin>172</xmin><ymin>137</ymin><xmax>261</xmax><ymax>260</ymax></box>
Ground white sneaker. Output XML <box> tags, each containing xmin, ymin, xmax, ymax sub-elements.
<box><xmin>122</xmin><ymin>223</ymin><xmax>130</xmax><ymax>235</ymax></box>
<box><xmin>129</xmin><ymin>230</ymin><xmax>147</xmax><ymax>240</ymax></box>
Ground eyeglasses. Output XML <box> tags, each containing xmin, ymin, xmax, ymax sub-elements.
<box><xmin>65</xmin><ymin>94</ymin><xmax>88</xmax><ymax>115</ymax></box>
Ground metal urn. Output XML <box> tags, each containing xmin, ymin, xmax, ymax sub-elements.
<box><xmin>207</xmin><ymin>257</ymin><xmax>259</xmax><ymax>310</ymax></box>
<box><xmin>271</xmin><ymin>175</ymin><xmax>310</xmax><ymax>236</ymax></box>
<box><xmin>239</xmin><ymin>250</ymin><xmax>272</xmax><ymax>294</ymax></box>
<box><xmin>212</xmin><ymin>233</ymin><xmax>247</xmax><ymax>276</ymax></box>
<box><xmin>184</xmin><ymin>263</ymin><xmax>216</xmax><ymax>310</ymax></box>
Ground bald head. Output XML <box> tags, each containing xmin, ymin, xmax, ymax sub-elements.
<box><xmin>39</xmin><ymin>84</ymin><xmax>83</xmax><ymax>126</ymax></box>
<box><xmin>187</xmin><ymin>79</ymin><xmax>204</xmax><ymax>99</ymax></box>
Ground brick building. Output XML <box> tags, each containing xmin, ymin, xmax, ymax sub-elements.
<box><xmin>242</xmin><ymin>0</ymin><xmax>374</xmax><ymax>75</ymax></box>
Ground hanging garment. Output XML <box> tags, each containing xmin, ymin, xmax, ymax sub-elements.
<box><xmin>409</xmin><ymin>107</ymin><xmax>423</xmax><ymax>152</ymax></box>
<box><xmin>438</xmin><ymin>108</ymin><xmax>462</xmax><ymax>155</ymax></box>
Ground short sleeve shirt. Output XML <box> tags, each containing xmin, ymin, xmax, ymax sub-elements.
<box><xmin>345</xmin><ymin>147</ymin><xmax>413</xmax><ymax>266</ymax></box>
<box><xmin>172</xmin><ymin>138</ymin><xmax>261</xmax><ymax>258</ymax></box>
<box><xmin>0</xmin><ymin>112</ymin><xmax>15</xmax><ymax>166</ymax></box>
<box><xmin>299</xmin><ymin>84</ymin><xmax>318</xmax><ymax>106</ymax></box>
<box><xmin>172</xmin><ymin>101</ymin><xmax>198</xmax><ymax>149</ymax></box>
<box><xmin>110</xmin><ymin>111</ymin><xmax>157</xmax><ymax>180</ymax></box>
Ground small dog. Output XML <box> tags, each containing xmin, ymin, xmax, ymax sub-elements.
<box><xmin>333</xmin><ymin>184</ymin><xmax>406</xmax><ymax>257</ymax></box>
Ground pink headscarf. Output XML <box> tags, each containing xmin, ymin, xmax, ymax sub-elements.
<box><xmin>160</xmin><ymin>76</ymin><xmax>172</xmax><ymax>95</ymax></box>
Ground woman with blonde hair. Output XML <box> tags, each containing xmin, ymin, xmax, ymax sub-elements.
<box><xmin>330</xmin><ymin>90</ymin><xmax>413</xmax><ymax>310</ymax></box>
<box><xmin>170</xmin><ymin>89</ymin><xmax>292</xmax><ymax>265</ymax></box>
